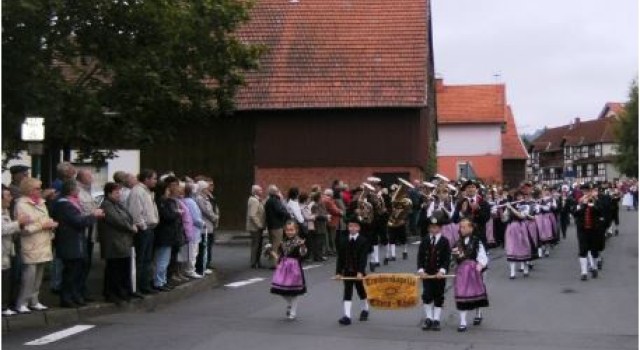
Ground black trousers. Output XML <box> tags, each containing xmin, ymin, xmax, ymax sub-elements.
<box><xmin>577</xmin><ymin>228</ymin><xmax>602</xmax><ymax>258</ymax></box>
<box><xmin>134</xmin><ymin>228</ymin><xmax>155</xmax><ymax>291</ymax></box>
<box><xmin>196</xmin><ymin>233</ymin><xmax>215</xmax><ymax>274</ymax></box>
<box><xmin>104</xmin><ymin>257</ymin><xmax>132</xmax><ymax>300</ymax></box>
<box><xmin>2</xmin><ymin>267</ymin><xmax>12</xmax><ymax>309</ymax></box>
<box><xmin>343</xmin><ymin>275</ymin><xmax>367</xmax><ymax>301</ymax></box>
<box><xmin>560</xmin><ymin>214</ymin><xmax>570</xmax><ymax>238</ymax></box>
<box><xmin>61</xmin><ymin>258</ymin><xmax>86</xmax><ymax>303</ymax></box>
<box><xmin>371</xmin><ymin>217</ymin><xmax>388</xmax><ymax>246</ymax></box>
<box><xmin>388</xmin><ymin>225</ymin><xmax>407</xmax><ymax>245</ymax></box>
<box><xmin>81</xmin><ymin>239</ymin><xmax>94</xmax><ymax>297</ymax></box>
<box><xmin>422</xmin><ymin>279</ymin><xmax>446</xmax><ymax>307</ymax></box>
<box><xmin>307</xmin><ymin>231</ymin><xmax>325</xmax><ymax>261</ymax></box>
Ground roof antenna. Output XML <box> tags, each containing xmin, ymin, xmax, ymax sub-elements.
<box><xmin>493</xmin><ymin>72</ymin><xmax>501</xmax><ymax>83</ymax></box>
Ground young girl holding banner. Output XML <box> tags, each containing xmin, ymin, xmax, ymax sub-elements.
<box><xmin>269</xmin><ymin>220</ymin><xmax>307</xmax><ymax>320</ymax></box>
<box><xmin>452</xmin><ymin>218</ymin><xmax>489</xmax><ymax>332</ymax></box>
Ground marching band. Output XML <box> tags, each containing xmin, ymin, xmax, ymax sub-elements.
<box><xmin>266</xmin><ymin>174</ymin><xmax>625</xmax><ymax>331</ymax></box>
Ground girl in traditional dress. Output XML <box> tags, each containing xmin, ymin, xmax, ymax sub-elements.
<box><xmin>452</xmin><ymin>218</ymin><xmax>489</xmax><ymax>332</ymax></box>
<box><xmin>426</xmin><ymin>184</ymin><xmax>457</xmax><ymax>249</ymax></box>
<box><xmin>535</xmin><ymin>187</ymin><xmax>557</xmax><ymax>258</ymax></box>
<box><xmin>503</xmin><ymin>192</ymin><xmax>533</xmax><ymax>279</ymax></box>
<box><xmin>268</xmin><ymin>220</ymin><xmax>307</xmax><ymax>320</ymax></box>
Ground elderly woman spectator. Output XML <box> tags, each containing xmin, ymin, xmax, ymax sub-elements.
<box><xmin>153</xmin><ymin>176</ymin><xmax>184</xmax><ymax>292</ymax></box>
<box><xmin>246</xmin><ymin>185</ymin><xmax>266</xmax><ymax>269</ymax></box>
<box><xmin>98</xmin><ymin>182</ymin><xmax>140</xmax><ymax>304</ymax></box>
<box><xmin>287</xmin><ymin>187</ymin><xmax>306</xmax><ymax>237</ymax></box>
<box><xmin>52</xmin><ymin>180</ymin><xmax>104</xmax><ymax>308</ymax></box>
<box><xmin>2</xmin><ymin>185</ymin><xmax>30</xmax><ymax>316</ymax></box>
<box><xmin>14</xmin><ymin>178</ymin><xmax>58</xmax><ymax>313</ymax></box>
<box><xmin>195</xmin><ymin>180</ymin><xmax>218</xmax><ymax>274</ymax></box>
<box><xmin>180</xmin><ymin>182</ymin><xmax>204</xmax><ymax>279</ymax></box>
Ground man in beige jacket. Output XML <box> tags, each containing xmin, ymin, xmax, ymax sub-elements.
<box><xmin>247</xmin><ymin>185</ymin><xmax>266</xmax><ymax>268</ymax></box>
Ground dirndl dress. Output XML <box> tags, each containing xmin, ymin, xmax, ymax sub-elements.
<box><xmin>270</xmin><ymin>241</ymin><xmax>307</xmax><ymax>296</ymax></box>
<box><xmin>505</xmin><ymin>221</ymin><xmax>531</xmax><ymax>262</ymax></box>
<box><xmin>536</xmin><ymin>213</ymin><xmax>555</xmax><ymax>244</ymax></box>
<box><xmin>441</xmin><ymin>223</ymin><xmax>459</xmax><ymax>249</ymax></box>
<box><xmin>454</xmin><ymin>260</ymin><xmax>489</xmax><ymax>310</ymax></box>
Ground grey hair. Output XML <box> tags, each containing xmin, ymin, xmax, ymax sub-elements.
<box><xmin>268</xmin><ymin>184</ymin><xmax>279</xmax><ymax>195</ymax></box>
<box><xmin>56</xmin><ymin>162</ymin><xmax>75</xmax><ymax>179</ymax></box>
<box><xmin>61</xmin><ymin>179</ymin><xmax>79</xmax><ymax>197</ymax></box>
<box><xmin>251</xmin><ymin>185</ymin><xmax>262</xmax><ymax>195</ymax></box>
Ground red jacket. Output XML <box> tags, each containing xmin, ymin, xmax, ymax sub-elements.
<box><xmin>322</xmin><ymin>196</ymin><xmax>342</xmax><ymax>228</ymax></box>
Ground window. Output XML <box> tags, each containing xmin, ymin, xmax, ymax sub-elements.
<box><xmin>581</xmin><ymin>146</ymin><xmax>588</xmax><ymax>159</ymax></box>
<box><xmin>597</xmin><ymin>163</ymin><xmax>606</xmax><ymax>176</ymax></box>
<box><xmin>588</xmin><ymin>145</ymin><xmax>596</xmax><ymax>158</ymax></box>
<box><xmin>595</xmin><ymin>144</ymin><xmax>602</xmax><ymax>157</ymax></box>
<box><xmin>565</xmin><ymin>147</ymin><xmax>572</xmax><ymax>160</ymax></box>
<box><xmin>577</xmin><ymin>166</ymin><xmax>583</xmax><ymax>177</ymax></box>
<box><xmin>586</xmin><ymin>164</ymin><xmax>593</xmax><ymax>176</ymax></box>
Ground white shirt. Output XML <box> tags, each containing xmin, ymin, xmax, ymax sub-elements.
<box><xmin>349</xmin><ymin>233</ymin><xmax>359</xmax><ymax>241</ymax></box>
<box><xmin>427</xmin><ymin>200</ymin><xmax>455</xmax><ymax>218</ymax></box>
<box><xmin>287</xmin><ymin>199</ymin><xmax>305</xmax><ymax>224</ymax></box>
<box><xmin>464</xmin><ymin>236</ymin><xmax>489</xmax><ymax>267</ymax></box>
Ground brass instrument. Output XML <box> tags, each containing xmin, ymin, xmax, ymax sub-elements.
<box><xmin>387</xmin><ymin>178</ymin><xmax>414</xmax><ymax>227</ymax></box>
<box><xmin>355</xmin><ymin>183</ymin><xmax>375</xmax><ymax>224</ymax></box>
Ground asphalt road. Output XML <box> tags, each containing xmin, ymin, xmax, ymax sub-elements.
<box><xmin>3</xmin><ymin>210</ymin><xmax>637</xmax><ymax>350</ymax></box>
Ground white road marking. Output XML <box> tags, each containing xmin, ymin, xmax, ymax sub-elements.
<box><xmin>25</xmin><ymin>325</ymin><xmax>95</xmax><ymax>346</ymax></box>
<box><xmin>302</xmin><ymin>264</ymin><xmax>322</xmax><ymax>270</ymax></box>
<box><xmin>411</xmin><ymin>241</ymin><xmax>421</xmax><ymax>245</ymax></box>
<box><xmin>224</xmin><ymin>277</ymin><xmax>265</xmax><ymax>288</ymax></box>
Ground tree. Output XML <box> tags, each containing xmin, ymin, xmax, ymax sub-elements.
<box><xmin>614</xmin><ymin>80</ymin><xmax>638</xmax><ymax>177</ymax></box>
<box><xmin>2</xmin><ymin>0</ymin><xmax>264</xmax><ymax>164</ymax></box>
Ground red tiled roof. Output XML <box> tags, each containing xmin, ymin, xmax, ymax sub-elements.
<box><xmin>531</xmin><ymin>116</ymin><xmax>619</xmax><ymax>152</ymax></box>
<box><xmin>530</xmin><ymin>125</ymin><xmax>571</xmax><ymax>152</ymax></box>
<box><xmin>232</xmin><ymin>0</ymin><xmax>430</xmax><ymax>110</ymax></box>
<box><xmin>502</xmin><ymin>105</ymin><xmax>528</xmax><ymax>160</ymax></box>
<box><xmin>436</xmin><ymin>83</ymin><xmax>506</xmax><ymax>124</ymax></box>
<box><xmin>598</xmin><ymin>102</ymin><xmax>625</xmax><ymax>118</ymax></box>
<box><xmin>563</xmin><ymin>117</ymin><xmax>617</xmax><ymax>146</ymax></box>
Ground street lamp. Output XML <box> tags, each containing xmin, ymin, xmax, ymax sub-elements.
<box><xmin>21</xmin><ymin>116</ymin><xmax>45</xmax><ymax>180</ymax></box>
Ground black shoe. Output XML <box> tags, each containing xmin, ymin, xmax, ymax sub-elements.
<box><xmin>615</xmin><ymin>229</ymin><xmax>619</xmax><ymax>236</ymax></box>
<box><xmin>159</xmin><ymin>285</ymin><xmax>172</xmax><ymax>292</ymax></box>
<box><xmin>338</xmin><ymin>316</ymin><xmax>352</xmax><ymax>325</ymax></box>
<box><xmin>390</xmin><ymin>257</ymin><xmax>397</xmax><ymax>262</ymax></box>
<box><xmin>359</xmin><ymin>310</ymin><xmax>369</xmax><ymax>321</ymax></box>
<box><xmin>369</xmin><ymin>263</ymin><xmax>376</xmax><ymax>273</ymax></box>
<box><xmin>473</xmin><ymin>317</ymin><xmax>483</xmax><ymax>326</ymax></box>
<box><xmin>431</xmin><ymin>320</ymin><xmax>441</xmax><ymax>331</ymax></box>
<box><xmin>528</xmin><ymin>263</ymin><xmax>534</xmax><ymax>270</ymax></box>
<box><xmin>509</xmin><ymin>275</ymin><xmax>515</xmax><ymax>280</ymax></box>
<box><xmin>422</xmin><ymin>318</ymin><xmax>433</xmax><ymax>330</ymax></box>
<box><xmin>597</xmin><ymin>260</ymin><xmax>603</xmax><ymax>270</ymax></box>
<box><xmin>72</xmin><ymin>298</ymin><xmax>87</xmax><ymax>307</ymax></box>
<box><xmin>591</xmin><ymin>269</ymin><xmax>598</xmax><ymax>279</ymax></box>
<box><xmin>402</xmin><ymin>252</ymin><xmax>408</xmax><ymax>260</ymax></box>
<box><xmin>60</xmin><ymin>300</ymin><xmax>77</xmax><ymax>308</ymax></box>
<box><xmin>383</xmin><ymin>258</ymin><xmax>389</xmax><ymax>266</ymax></box>
<box><xmin>129</xmin><ymin>292</ymin><xmax>145</xmax><ymax>299</ymax></box>
<box><xmin>375</xmin><ymin>262</ymin><xmax>381</xmax><ymax>267</ymax></box>
<box><xmin>457</xmin><ymin>325</ymin><xmax>467</xmax><ymax>332</ymax></box>
<box><xmin>581</xmin><ymin>274</ymin><xmax>588</xmax><ymax>281</ymax></box>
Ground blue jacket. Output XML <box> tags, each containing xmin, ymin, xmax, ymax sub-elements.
<box><xmin>52</xmin><ymin>198</ymin><xmax>96</xmax><ymax>260</ymax></box>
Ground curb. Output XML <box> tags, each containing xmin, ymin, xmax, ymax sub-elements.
<box><xmin>3</xmin><ymin>273</ymin><xmax>220</xmax><ymax>333</ymax></box>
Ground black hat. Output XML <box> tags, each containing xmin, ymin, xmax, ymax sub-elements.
<box><xmin>460</xmin><ymin>179</ymin><xmax>477</xmax><ymax>191</ymax></box>
<box><xmin>346</xmin><ymin>214</ymin><xmax>362</xmax><ymax>225</ymax></box>
<box><xmin>9</xmin><ymin>165</ymin><xmax>30</xmax><ymax>175</ymax></box>
<box><xmin>427</xmin><ymin>212</ymin><xmax>449</xmax><ymax>227</ymax></box>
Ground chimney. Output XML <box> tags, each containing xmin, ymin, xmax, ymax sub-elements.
<box><xmin>435</xmin><ymin>78</ymin><xmax>445</xmax><ymax>93</ymax></box>
<box><xmin>574</xmin><ymin>117</ymin><xmax>580</xmax><ymax>125</ymax></box>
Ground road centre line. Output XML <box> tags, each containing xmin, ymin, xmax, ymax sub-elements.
<box><xmin>224</xmin><ymin>277</ymin><xmax>265</xmax><ymax>288</ymax></box>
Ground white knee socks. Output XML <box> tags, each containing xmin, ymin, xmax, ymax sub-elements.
<box><xmin>579</xmin><ymin>257</ymin><xmax>588</xmax><ymax>275</ymax></box>
<box><xmin>587</xmin><ymin>253</ymin><xmax>594</xmax><ymax>270</ymax></box>
<box><xmin>390</xmin><ymin>244</ymin><xmax>396</xmax><ymax>257</ymax></box>
<box><xmin>434</xmin><ymin>307</ymin><xmax>442</xmax><ymax>321</ymax></box>
<box><xmin>290</xmin><ymin>297</ymin><xmax>299</xmax><ymax>316</ymax></box>
<box><xmin>476</xmin><ymin>308</ymin><xmax>483</xmax><ymax>318</ymax></box>
<box><xmin>372</xmin><ymin>246</ymin><xmax>379</xmax><ymax>263</ymax></box>
<box><xmin>509</xmin><ymin>262</ymin><xmax>516</xmax><ymax>277</ymax></box>
<box><xmin>384</xmin><ymin>245</ymin><xmax>390</xmax><ymax>258</ymax></box>
<box><xmin>403</xmin><ymin>244</ymin><xmax>408</xmax><ymax>253</ymax></box>
<box><xmin>343</xmin><ymin>301</ymin><xmax>352</xmax><ymax>318</ymax></box>
<box><xmin>459</xmin><ymin>311</ymin><xmax>467</xmax><ymax>326</ymax></box>
<box><xmin>424</xmin><ymin>303</ymin><xmax>434</xmax><ymax>320</ymax></box>
<box><xmin>361</xmin><ymin>300</ymin><xmax>369</xmax><ymax>311</ymax></box>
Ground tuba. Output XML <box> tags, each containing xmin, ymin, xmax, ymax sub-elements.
<box><xmin>387</xmin><ymin>178</ymin><xmax>414</xmax><ymax>227</ymax></box>
<box><xmin>356</xmin><ymin>183</ymin><xmax>375</xmax><ymax>224</ymax></box>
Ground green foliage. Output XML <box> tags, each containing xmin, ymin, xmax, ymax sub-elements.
<box><xmin>2</xmin><ymin>0</ymin><xmax>263</xmax><ymax>164</ymax></box>
<box><xmin>614</xmin><ymin>80</ymin><xmax>638</xmax><ymax>177</ymax></box>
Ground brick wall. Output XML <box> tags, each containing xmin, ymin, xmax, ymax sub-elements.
<box><xmin>437</xmin><ymin>155</ymin><xmax>503</xmax><ymax>184</ymax></box>
<box><xmin>255</xmin><ymin>166</ymin><xmax>424</xmax><ymax>193</ymax></box>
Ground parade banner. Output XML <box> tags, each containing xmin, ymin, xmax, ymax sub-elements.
<box><xmin>363</xmin><ymin>273</ymin><xmax>419</xmax><ymax>310</ymax></box>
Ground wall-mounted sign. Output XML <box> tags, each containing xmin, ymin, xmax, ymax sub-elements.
<box><xmin>21</xmin><ymin>117</ymin><xmax>45</xmax><ymax>141</ymax></box>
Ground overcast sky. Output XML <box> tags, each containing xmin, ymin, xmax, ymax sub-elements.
<box><xmin>432</xmin><ymin>0</ymin><xmax>638</xmax><ymax>133</ymax></box>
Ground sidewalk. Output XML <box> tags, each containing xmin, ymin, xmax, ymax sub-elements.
<box><xmin>1</xmin><ymin>231</ymin><xmax>252</xmax><ymax>333</ymax></box>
